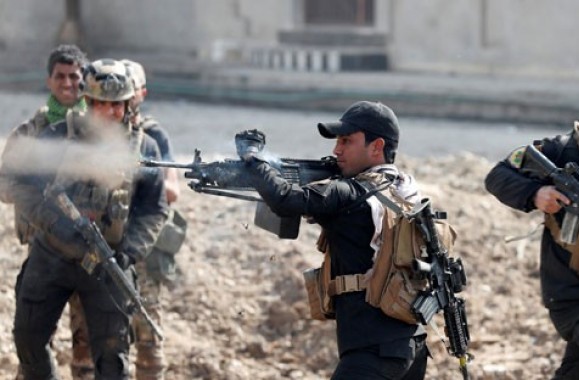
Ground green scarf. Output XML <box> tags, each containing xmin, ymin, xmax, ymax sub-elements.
<box><xmin>45</xmin><ymin>95</ymin><xmax>87</xmax><ymax>124</ymax></box>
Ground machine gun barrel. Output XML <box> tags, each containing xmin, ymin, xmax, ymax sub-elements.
<box><xmin>140</xmin><ymin>138</ymin><xmax>339</xmax><ymax>240</ymax></box>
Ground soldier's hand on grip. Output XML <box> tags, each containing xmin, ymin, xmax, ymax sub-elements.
<box><xmin>534</xmin><ymin>185</ymin><xmax>570</xmax><ymax>214</ymax></box>
<box><xmin>47</xmin><ymin>216</ymin><xmax>90</xmax><ymax>260</ymax></box>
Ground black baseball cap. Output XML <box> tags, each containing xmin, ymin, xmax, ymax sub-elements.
<box><xmin>317</xmin><ymin>101</ymin><xmax>399</xmax><ymax>145</ymax></box>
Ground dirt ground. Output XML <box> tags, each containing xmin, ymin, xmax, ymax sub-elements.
<box><xmin>0</xmin><ymin>141</ymin><xmax>568</xmax><ymax>380</ymax></box>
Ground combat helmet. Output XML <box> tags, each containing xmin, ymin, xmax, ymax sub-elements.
<box><xmin>81</xmin><ymin>58</ymin><xmax>134</xmax><ymax>102</ymax></box>
<box><xmin>121</xmin><ymin>59</ymin><xmax>146</xmax><ymax>90</ymax></box>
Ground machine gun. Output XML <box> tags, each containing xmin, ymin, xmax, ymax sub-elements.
<box><xmin>48</xmin><ymin>186</ymin><xmax>164</xmax><ymax>340</ymax></box>
<box><xmin>523</xmin><ymin>144</ymin><xmax>579</xmax><ymax>245</ymax></box>
<box><xmin>141</xmin><ymin>130</ymin><xmax>340</xmax><ymax>239</ymax></box>
<box><xmin>410</xmin><ymin>198</ymin><xmax>472</xmax><ymax>380</ymax></box>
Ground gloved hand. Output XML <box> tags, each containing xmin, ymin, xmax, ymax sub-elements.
<box><xmin>235</xmin><ymin>129</ymin><xmax>266</xmax><ymax>162</ymax></box>
<box><xmin>47</xmin><ymin>216</ymin><xmax>90</xmax><ymax>260</ymax></box>
<box><xmin>114</xmin><ymin>251</ymin><xmax>136</xmax><ymax>270</ymax></box>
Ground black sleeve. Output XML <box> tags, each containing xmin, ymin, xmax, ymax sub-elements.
<box><xmin>121</xmin><ymin>135</ymin><xmax>168</xmax><ymax>260</ymax></box>
<box><xmin>145</xmin><ymin>125</ymin><xmax>174</xmax><ymax>161</ymax></box>
<box><xmin>247</xmin><ymin>159</ymin><xmax>363</xmax><ymax>218</ymax></box>
<box><xmin>484</xmin><ymin>161</ymin><xmax>544</xmax><ymax>212</ymax></box>
<box><xmin>484</xmin><ymin>137</ymin><xmax>563</xmax><ymax>212</ymax></box>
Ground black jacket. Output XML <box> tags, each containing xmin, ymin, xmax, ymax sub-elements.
<box><xmin>485</xmin><ymin>131</ymin><xmax>579</xmax><ymax>308</ymax></box>
<box><xmin>248</xmin><ymin>160</ymin><xmax>420</xmax><ymax>357</ymax></box>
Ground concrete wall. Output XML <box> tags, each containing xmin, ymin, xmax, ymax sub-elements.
<box><xmin>2</xmin><ymin>0</ymin><xmax>579</xmax><ymax>78</ymax></box>
<box><xmin>0</xmin><ymin>0</ymin><xmax>289</xmax><ymax>73</ymax></box>
<box><xmin>389</xmin><ymin>0</ymin><xmax>579</xmax><ymax>77</ymax></box>
<box><xmin>0</xmin><ymin>0</ymin><xmax>65</xmax><ymax>72</ymax></box>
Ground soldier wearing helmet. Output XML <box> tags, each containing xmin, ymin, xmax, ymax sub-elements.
<box><xmin>7</xmin><ymin>58</ymin><xmax>168</xmax><ymax>380</ymax></box>
<box><xmin>81</xmin><ymin>58</ymin><xmax>136</xmax><ymax>126</ymax></box>
<box><xmin>122</xmin><ymin>58</ymin><xmax>185</xmax><ymax>380</ymax></box>
<box><xmin>67</xmin><ymin>58</ymin><xmax>186</xmax><ymax>380</ymax></box>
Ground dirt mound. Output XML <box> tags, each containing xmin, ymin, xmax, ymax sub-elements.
<box><xmin>0</xmin><ymin>152</ymin><xmax>565</xmax><ymax>380</ymax></box>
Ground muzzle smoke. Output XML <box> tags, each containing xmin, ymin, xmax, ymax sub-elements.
<box><xmin>2</xmin><ymin>118</ymin><xmax>138</xmax><ymax>188</ymax></box>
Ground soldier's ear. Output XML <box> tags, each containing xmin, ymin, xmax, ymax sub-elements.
<box><xmin>372</xmin><ymin>138</ymin><xmax>385</xmax><ymax>156</ymax></box>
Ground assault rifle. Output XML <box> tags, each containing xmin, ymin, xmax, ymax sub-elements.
<box><xmin>410</xmin><ymin>198</ymin><xmax>472</xmax><ymax>380</ymax></box>
<box><xmin>141</xmin><ymin>130</ymin><xmax>340</xmax><ymax>239</ymax></box>
<box><xmin>523</xmin><ymin>144</ymin><xmax>579</xmax><ymax>244</ymax></box>
<box><xmin>48</xmin><ymin>186</ymin><xmax>164</xmax><ymax>340</ymax></box>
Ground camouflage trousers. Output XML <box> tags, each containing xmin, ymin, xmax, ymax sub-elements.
<box><xmin>69</xmin><ymin>261</ymin><xmax>166</xmax><ymax>380</ymax></box>
<box><xmin>133</xmin><ymin>261</ymin><xmax>166</xmax><ymax>380</ymax></box>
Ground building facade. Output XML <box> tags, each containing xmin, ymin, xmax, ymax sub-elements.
<box><xmin>1</xmin><ymin>0</ymin><xmax>579</xmax><ymax>78</ymax></box>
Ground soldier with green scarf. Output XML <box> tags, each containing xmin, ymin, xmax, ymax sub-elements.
<box><xmin>0</xmin><ymin>44</ymin><xmax>94</xmax><ymax>380</ymax></box>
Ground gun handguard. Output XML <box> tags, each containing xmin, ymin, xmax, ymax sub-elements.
<box><xmin>50</xmin><ymin>190</ymin><xmax>164</xmax><ymax>340</ymax></box>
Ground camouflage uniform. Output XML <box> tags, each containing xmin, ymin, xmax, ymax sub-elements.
<box><xmin>119</xmin><ymin>59</ymin><xmax>187</xmax><ymax>380</ymax></box>
<box><xmin>133</xmin><ymin>116</ymin><xmax>187</xmax><ymax>380</ymax></box>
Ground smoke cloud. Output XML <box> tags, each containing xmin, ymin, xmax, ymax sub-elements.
<box><xmin>2</xmin><ymin>118</ymin><xmax>139</xmax><ymax>189</ymax></box>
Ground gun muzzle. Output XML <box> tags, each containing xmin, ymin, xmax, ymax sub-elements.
<box><xmin>413</xmin><ymin>258</ymin><xmax>432</xmax><ymax>274</ymax></box>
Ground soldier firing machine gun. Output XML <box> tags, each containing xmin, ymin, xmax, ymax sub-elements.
<box><xmin>144</xmin><ymin>129</ymin><xmax>473</xmax><ymax>376</ymax></box>
<box><xmin>141</xmin><ymin>129</ymin><xmax>340</xmax><ymax>239</ymax></box>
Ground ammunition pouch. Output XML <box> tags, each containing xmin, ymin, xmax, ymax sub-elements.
<box><xmin>302</xmin><ymin>248</ymin><xmax>334</xmax><ymax>321</ymax></box>
<box><xmin>303</xmin><ymin>191</ymin><xmax>456</xmax><ymax>325</ymax></box>
<box><xmin>104</xmin><ymin>188</ymin><xmax>131</xmax><ymax>245</ymax></box>
<box><xmin>145</xmin><ymin>208</ymin><xmax>187</xmax><ymax>283</ymax></box>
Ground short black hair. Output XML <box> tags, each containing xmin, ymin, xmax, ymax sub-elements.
<box><xmin>46</xmin><ymin>44</ymin><xmax>88</xmax><ymax>76</ymax></box>
<box><xmin>364</xmin><ymin>131</ymin><xmax>397</xmax><ymax>164</ymax></box>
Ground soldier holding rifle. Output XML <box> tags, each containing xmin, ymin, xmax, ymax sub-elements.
<box><xmin>238</xmin><ymin>101</ymin><xmax>429</xmax><ymax>380</ymax></box>
<box><xmin>485</xmin><ymin>124</ymin><xmax>579</xmax><ymax>379</ymax></box>
<box><xmin>5</xmin><ymin>58</ymin><xmax>167</xmax><ymax>380</ymax></box>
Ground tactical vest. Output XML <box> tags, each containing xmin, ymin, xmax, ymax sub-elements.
<box><xmin>68</xmin><ymin>124</ymin><xmax>144</xmax><ymax>247</ymax></box>
<box><xmin>42</xmin><ymin>116</ymin><xmax>144</xmax><ymax>257</ymax></box>
<box><xmin>303</xmin><ymin>172</ymin><xmax>456</xmax><ymax>324</ymax></box>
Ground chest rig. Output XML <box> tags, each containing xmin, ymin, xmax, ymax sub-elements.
<box><xmin>303</xmin><ymin>170</ymin><xmax>456</xmax><ymax>325</ymax></box>
<box><xmin>66</xmin><ymin>118</ymin><xmax>144</xmax><ymax>246</ymax></box>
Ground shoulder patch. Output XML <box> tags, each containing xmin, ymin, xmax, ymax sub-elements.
<box><xmin>507</xmin><ymin>146</ymin><xmax>527</xmax><ymax>169</ymax></box>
